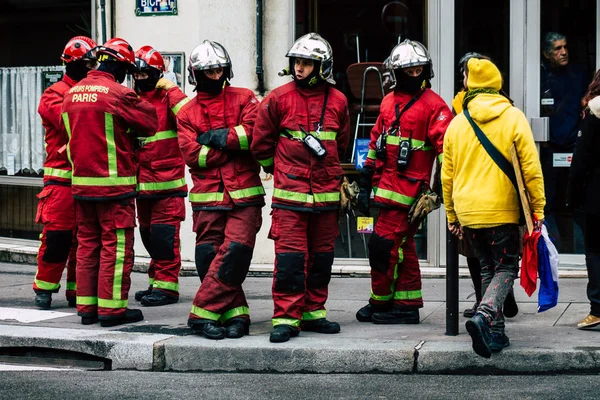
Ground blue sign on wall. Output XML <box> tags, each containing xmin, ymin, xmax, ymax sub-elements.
<box><xmin>135</xmin><ymin>0</ymin><xmax>177</xmax><ymax>16</ymax></box>
<box><xmin>354</xmin><ymin>138</ymin><xmax>370</xmax><ymax>169</ymax></box>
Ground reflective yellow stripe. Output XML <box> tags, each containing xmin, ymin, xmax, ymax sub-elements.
<box><xmin>385</xmin><ymin>136</ymin><xmax>433</xmax><ymax>150</ymax></box>
<box><xmin>171</xmin><ymin>97</ymin><xmax>190</xmax><ymax>115</ymax></box>
<box><xmin>438</xmin><ymin>153</ymin><xmax>444</xmax><ymax>163</ymax></box>
<box><xmin>113</xmin><ymin>228</ymin><xmax>125</xmax><ymax>301</ymax></box>
<box><xmin>367</xmin><ymin>149</ymin><xmax>377</xmax><ymax>160</ymax></box>
<box><xmin>98</xmin><ymin>298</ymin><xmax>128</xmax><ymax>309</ymax></box>
<box><xmin>72</xmin><ymin>175</ymin><xmax>137</xmax><ymax>186</ymax></box>
<box><xmin>273</xmin><ymin>188</ymin><xmax>314</xmax><ymax>204</ymax></box>
<box><xmin>105</xmin><ymin>113</ymin><xmax>118</xmax><ymax>177</ymax></box>
<box><xmin>198</xmin><ymin>146</ymin><xmax>210</xmax><ymax>168</ymax></box>
<box><xmin>373</xmin><ymin>187</ymin><xmax>415</xmax><ymax>206</ymax></box>
<box><xmin>281</xmin><ymin>130</ymin><xmax>337</xmax><ymax>140</ymax></box>
<box><xmin>141</xmin><ymin>130</ymin><xmax>177</xmax><ymax>144</ymax></box>
<box><xmin>149</xmin><ymin>277</ymin><xmax>155</xmax><ymax>285</ymax></box>
<box><xmin>189</xmin><ymin>192</ymin><xmax>225</xmax><ymax>202</ymax></box>
<box><xmin>34</xmin><ymin>279</ymin><xmax>60</xmax><ymax>291</ymax></box>
<box><xmin>370</xmin><ymin>290</ymin><xmax>393</xmax><ymax>301</ymax></box>
<box><xmin>44</xmin><ymin>167</ymin><xmax>72</xmax><ymax>180</ymax></box>
<box><xmin>229</xmin><ymin>186</ymin><xmax>265</xmax><ymax>199</ymax></box>
<box><xmin>190</xmin><ymin>305</ymin><xmax>220</xmax><ymax>321</ymax></box>
<box><xmin>302</xmin><ymin>310</ymin><xmax>326</xmax><ymax>321</ymax></box>
<box><xmin>61</xmin><ymin>112</ymin><xmax>73</xmax><ymax>165</ymax></box>
<box><xmin>77</xmin><ymin>296</ymin><xmax>98</xmax><ymax>305</ymax></box>
<box><xmin>393</xmin><ymin>290</ymin><xmax>423</xmax><ymax>300</ymax></box>
<box><xmin>153</xmin><ymin>280</ymin><xmax>179</xmax><ymax>292</ymax></box>
<box><xmin>221</xmin><ymin>306</ymin><xmax>250</xmax><ymax>322</ymax></box>
<box><xmin>313</xmin><ymin>192</ymin><xmax>340</xmax><ymax>203</ymax></box>
<box><xmin>258</xmin><ymin>157</ymin><xmax>274</xmax><ymax>167</ymax></box>
<box><xmin>138</xmin><ymin>177</ymin><xmax>186</xmax><ymax>191</ymax></box>
<box><xmin>234</xmin><ymin>125</ymin><xmax>248</xmax><ymax>150</ymax></box>
<box><xmin>272</xmin><ymin>318</ymin><xmax>300</xmax><ymax>327</ymax></box>
<box><xmin>66</xmin><ymin>282</ymin><xmax>77</xmax><ymax>291</ymax></box>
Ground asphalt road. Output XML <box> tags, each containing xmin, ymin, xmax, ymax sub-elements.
<box><xmin>0</xmin><ymin>370</ymin><xmax>598</xmax><ymax>399</ymax></box>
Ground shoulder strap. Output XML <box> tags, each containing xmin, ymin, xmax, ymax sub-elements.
<box><xmin>391</xmin><ymin>89</ymin><xmax>426</xmax><ymax>129</ymax></box>
<box><xmin>463</xmin><ymin>108</ymin><xmax>518</xmax><ymax>190</ymax></box>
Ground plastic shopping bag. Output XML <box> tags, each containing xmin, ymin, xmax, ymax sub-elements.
<box><xmin>538</xmin><ymin>225</ymin><xmax>559</xmax><ymax>312</ymax></box>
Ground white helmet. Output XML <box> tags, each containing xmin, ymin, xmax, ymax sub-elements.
<box><xmin>286</xmin><ymin>33</ymin><xmax>335</xmax><ymax>85</ymax></box>
<box><xmin>384</xmin><ymin>39</ymin><xmax>433</xmax><ymax>89</ymax></box>
<box><xmin>187</xmin><ymin>40</ymin><xmax>233</xmax><ymax>86</ymax></box>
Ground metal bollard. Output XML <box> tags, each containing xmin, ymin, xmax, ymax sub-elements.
<box><xmin>445</xmin><ymin>223</ymin><xmax>459</xmax><ymax>336</ymax></box>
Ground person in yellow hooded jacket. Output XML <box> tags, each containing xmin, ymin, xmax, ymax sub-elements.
<box><xmin>442</xmin><ymin>57</ymin><xmax>545</xmax><ymax>358</ymax></box>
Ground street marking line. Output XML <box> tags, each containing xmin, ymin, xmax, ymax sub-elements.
<box><xmin>0</xmin><ymin>307</ymin><xmax>73</xmax><ymax>323</ymax></box>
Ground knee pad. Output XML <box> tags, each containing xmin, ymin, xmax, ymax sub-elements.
<box><xmin>195</xmin><ymin>243</ymin><xmax>216</xmax><ymax>281</ymax></box>
<box><xmin>42</xmin><ymin>230</ymin><xmax>72</xmax><ymax>263</ymax></box>
<box><xmin>368</xmin><ymin>233</ymin><xmax>394</xmax><ymax>274</ymax></box>
<box><xmin>217</xmin><ymin>241</ymin><xmax>253</xmax><ymax>285</ymax></box>
<box><xmin>140</xmin><ymin>227</ymin><xmax>153</xmax><ymax>258</ymax></box>
<box><xmin>151</xmin><ymin>224</ymin><xmax>176</xmax><ymax>260</ymax></box>
<box><xmin>274</xmin><ymin>252</ymin><xmax>305</xmax><ymax>293</ymax></box>
<box><xmin>307</xmin><ymin>252</ymin><xmax>334</xmax><ymax>289</ymax></box>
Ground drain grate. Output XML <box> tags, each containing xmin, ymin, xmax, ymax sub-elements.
<box><xmin>0</xmin><ymin>347</ymin><xmax>110</xmax><ymax>370</ymax></box>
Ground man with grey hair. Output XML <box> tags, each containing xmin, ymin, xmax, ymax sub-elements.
<box><xmin>540</xmin><ymin>32</ymin><xmax>587</xmax><ymax>250</ymax></box>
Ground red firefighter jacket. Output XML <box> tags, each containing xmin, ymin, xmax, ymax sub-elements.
<box><xmin>364</xmin><ymin>89</ymin><xmax>452</xmax><ymax>209</ymax></box>
<box><xmin>251</xmin><ymin>82</ymin><xmax>350</xmax><ymax>212</ymax></box>
<box><xmin>38</xmin><ymin>74</ymin><xmax>78</xmax><ymax>186</ymax></box>
<box><xmin>136</xmin><ymin>87</ymin><xmax>189</xmax><ymax>199</ymax></box>
<box><xmin>61</xmin><ymin>70</ymin><xmax>158</xmax><ymax>201</ymax></box>
<box><xmin>177</xmin><ymin>85</ymin><xmax>265</xmax><ymax>210</ymax></box>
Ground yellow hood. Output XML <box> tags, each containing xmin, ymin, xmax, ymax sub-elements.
<box><xmin>466</xmin><ymin>93</ymin><xmax>512</xmax><ymax>124</ymax></box>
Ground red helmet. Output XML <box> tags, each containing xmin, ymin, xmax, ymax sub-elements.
<box><xmin>135</xmin><ymin>46</ymin><xmax>166</xmax><ymax>72</ymax></box>
<box><xmin>61</xmin><ymin>36</ymin><xmax>97</xmax><ymax>63</ymax></box>
<box><xmin>97</xmin><ymin>37</ymin><xmax>136</xmax><ymax>70</ymax></box>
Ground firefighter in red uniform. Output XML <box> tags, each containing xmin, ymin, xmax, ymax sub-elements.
<box><xmin>178</xmin><ymin>40</ymin><xmax>264</xmax><ymax>340</ymax></box>
<box><xmin>61</xmin><ymin>38</ymin><xmax>158</xmax><ymax>326</ymax></box>
<box><xmin>355</xmin><ymin>40</ymin><xmax>452</xmax><ymax>324</ymax></box>
<box><xmin>130</xmin><ymin>46</ymin><xmax>189</xmax><ymax>307</ymax></box>
<box><xmin>251</xmin><ymin>33</ymin><xmax>350</xmax><ymax>343</ymax></box>
<box><xmin>34</xmin><ymin>36</ymin><xmax>98</xmax><ymax>310</ymax></box>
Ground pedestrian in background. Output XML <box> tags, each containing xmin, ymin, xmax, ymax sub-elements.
<box><xmin>442</xmin><ymin>57</ymin><xmax>545</xmax><ymax>358</ymax></box>
<box><xmin>131</xmin><ymin>45</ymin><xmax>189</xmax><ymax>307</ymax></box>
<box><xmin>34</xmin><ymin>36</ymin><xmax>98</xmax><ymax>310</ymax></box>
<box><xmin>567</xmin><ymin>69</ymin><xmax>600</xmax><ymax>330</ymax></box>
<box><xmin>62</xmin><ymin>38</ymin><xmax>158</xmax><ymax>327</ymax></box>
<box><xmin>452</xmin><ymin>52</ymin><xmax>518</xmax><ymax>320</ymax></box>
<box><xmin>178</xmin><ymin>41</ymin><xmax>264</xmax><ymax>340</ymax></box>
<box><xmin>355</xmin><ymin>40</ymin><xmax>451</xmax><ymax>325</ymax></box>
<box><xmin>252</xmin><ymin>33</ymin><xmax>350</xmax><ymax>343</ymax></box>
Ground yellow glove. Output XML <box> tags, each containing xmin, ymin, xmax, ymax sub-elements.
<box><xmin>155</xmin><ymin>77</ymin><xmax>177</xmax><ymax>91</ymax></box>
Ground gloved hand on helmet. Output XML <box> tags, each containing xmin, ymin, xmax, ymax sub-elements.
<box><xmin>196</xmin><ymin>128</ymin><xmax>229</xmax><ymax>149</ymax></box>
<box><xmin>356</xmin><ymin>167</ymin><xmax>374</xmax><ymax>217</ymax></box>
<box><xmin>155</xmin><ymin>77</ymin><xmax>177</xmax><ymax>91</ymax></box>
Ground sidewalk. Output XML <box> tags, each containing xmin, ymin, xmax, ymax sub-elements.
<box><xmin>0</xmin><ymin>241</ymin><xmax>598</xmax><ymax>374</ymax></box>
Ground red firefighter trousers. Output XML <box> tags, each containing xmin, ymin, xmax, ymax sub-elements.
<box><xmin>368</xmin><ymin>208</ymin><xmax>423</xmax><ymax>309</ymax></box>
<box><xmin>188</xmin><ymin>206</ymin><xmax>262</xmax><ymax>324</ymax></box>
<box><xmin>137</xmin><ymin>197</ymin><xmax>185</xmax><ymax>297</ymax></box>
<box><xmin>33</xmin><ymin>185</ymin><xmax>77</xmax><ymax>301</ymax></box>
<box><xmin>75</xmin><ymin>199</ymin><xmax>136</xmax><ymax>319</ymax></box>
<box><xmin>270</xmin><ymin>208</ymin><xmax>339</xmax><ymax>328</ymax></box>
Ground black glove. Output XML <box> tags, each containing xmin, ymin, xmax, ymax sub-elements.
<box><xmin>356</xmin><ymin>167</ymin><xmax>374</xmax><ymax>217</ymax></box>
<box><xmin>263</xmin><ymin>164</ymin><xmax>274</xmax><ymax>174</ymax></box>
<box><xmin>196</xmin><ymin>128</ymin><xmax>229</xmax><ymax>149</ymax></box>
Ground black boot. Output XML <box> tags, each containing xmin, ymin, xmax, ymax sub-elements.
<box><xmin>465</xmin><ymin>313</ymin><xmax>492</xmax><ymax>358</ymax></box>
<box><xmin>356</xmin><ymin>303</ymin><xmax>391</xmax><ymax>322</ymax></box>
<box><xmin>100</xmin><ymin>309</ymin><xmax>144</xmax><ymax>327</ymax></box>
<box><xmin>301</xmin><ymin>318</ymin><xmax>340</xmax><ymax>333</ymax></box>
<box><xmin>188</xmin><ymin>319</ymin><xmax>225</xmax><ymax>340</ymax></box>
<box><xmin>269</xmin><ymin>325</ymin><xmax>299</xmax><ymax>343</ymax></box>
<box><xmin>140</xmin><ymin>290</ymin><xmax>178</xmax><ymax>307</ymax></box>
<box><xmin>81</xmin><ymin>315</ymin><xmax>98</xmax><ymax>325</ymax></box>
<box><xmin>372</xmin><ymin>308</ymin><xmax>420</xmax><ymax>324</ymax></box>
<box><xmin>224</xmin><ymin>318</ymin><xmax>250</xmax><ymax>339</ymax></box>
<box><xmin>503</xmin><ymin>288</ymin><xmax>518</xmax><ymax>318</ymax></box>
<box><xmin>134</xmin><ymin>285</ymin><xmax>153</xmax><ymax>301</ymax></box>
<box><xmin>34</xmin><ymin>293</ymin><xmax>52</xmax><ymax>310</ymax></box>
<box><xmin>463</xmin><ymin>302</ymin><xmax>479</xmax><ymax>318</ymax></box>
<box><xmin>67</xmin><ymin>297</ymin><xmax>77</xmax><ymax>308</ymax></box>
